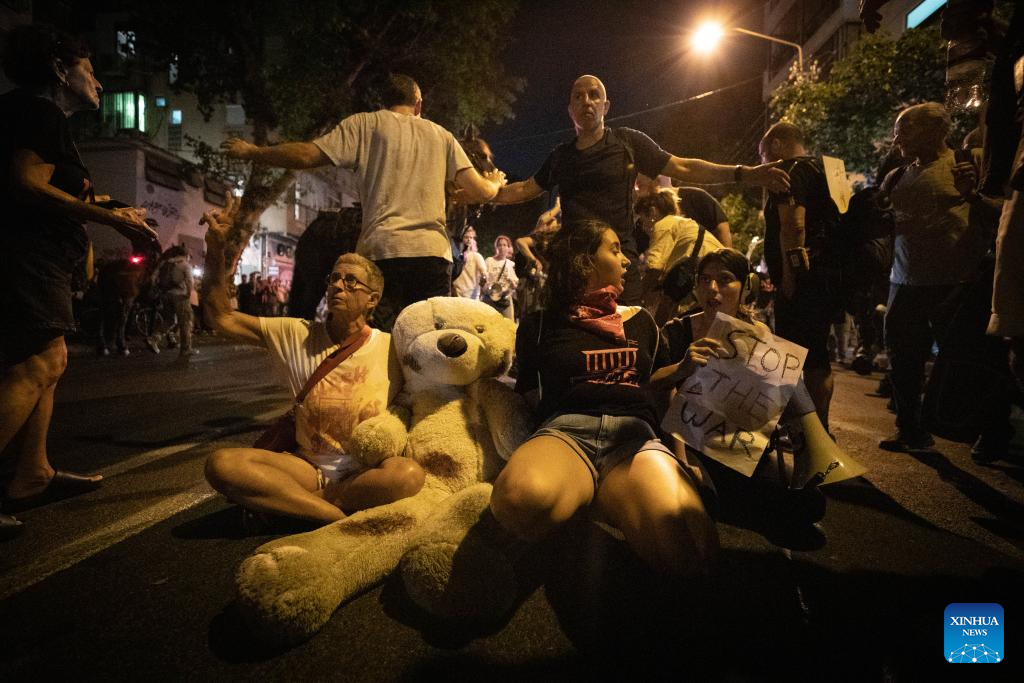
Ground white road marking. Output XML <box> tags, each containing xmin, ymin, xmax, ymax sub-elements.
<box><xmin>1</xmin><ymin>486</ymin><xmax>216</xmax><ymax>601</ymax></box>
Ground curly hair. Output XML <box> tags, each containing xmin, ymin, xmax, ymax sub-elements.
<box><xmin>543</xmin><ymin>219</ymin><xmax>614</xmax><ymax>315</ymax></box>
<box><xmin>634</xmin><ymin>188</ymin><xmax>679</xmax><ymax>220</ymax></box>
<box><xmin>2</xmin><ymin>24</ymin><xmax>91</xmax><ymax>88</ymax></box>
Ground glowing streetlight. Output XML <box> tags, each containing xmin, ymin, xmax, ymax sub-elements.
<box><xmin>691</xmin><ymin>22</ymin><xmax>725</xmax><ymax>54</ymax></box>
<box><xmin>691</xmin><ymin>21</ymin><xmax>804</xmax><ymax>73</ymax></box>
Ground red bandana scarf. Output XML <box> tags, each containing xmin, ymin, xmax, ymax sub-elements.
<box><xmin>570</xmin><ymin>285</ymin><xmax>626</xmax><ymax>344</ymax></box>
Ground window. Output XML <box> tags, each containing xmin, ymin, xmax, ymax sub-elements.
<box><xmin>116</xmin><ymin>30</ymin><xmax>136</xmax><ymax>59</ymax></box>
<box><xmin>101</xmin><ymin>92</ymin><xmax>146</xmax><ymax>132</ymax></box>
<box><xmin>154</xmin><ymin>96</ymin><xmax>167</xmax><ymax>108</ymax></box>
<box><xmin>907</xmin><ymin>0</ymin><xmax>946</xmax><ymax>29</ymax></box>
<box><xmin>168</xmin><ymin>109</ymin><xmax>183</xmax><ymax>150</ymax></box>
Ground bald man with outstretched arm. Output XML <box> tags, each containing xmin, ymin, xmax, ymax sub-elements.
<box><xmin>494</xmin><ymin>75</ymin><xmax>788</xmax><ymax>304</ymax></box>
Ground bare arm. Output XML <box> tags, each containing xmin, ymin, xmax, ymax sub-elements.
<box><xmin>515</xmin><ymin>236</ymin><xmax>543</xmax><ymax>273</ymax></box>
<box><xmin>713</xmin><ymin>221</ymin><xmax>733</xmax><ymax>248</ymax></box>
<box><xmin>199</xmin><ymin>197</ymin><xmax>264</xmax><ymax>346</ymax></box>
<box><xmin>453</xmin><ymin>167</ymin><xmax>503</xmax><ymax>204</ymax></box>
<box><xmin>661</xmin><ymin>156</ymin><xmax>790</xmax><ymax>194</ymax></box>
<box><xmin>221</xmin><ymin>138</ymin><xmax>329</xmax><ymax>170</ymax></box>
<box><xmin>10</xmin><ymin>149</ymin><xmax>158</xmax><ymax>243</ymax></box>
<box><xmin>493</xmin><ymin>177</ymin><xmax>544</xmax><ymax>205</ymax></box>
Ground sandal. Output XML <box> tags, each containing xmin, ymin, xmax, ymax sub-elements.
<box><xmin>3</xmin><ymin>470</ymin><xmax>103</xmax><ymax>514</ymax></box>
<box><xmin>1</xmin><ymin>512</ymin><xmax>24</xmax><ymax>540</ymax></box>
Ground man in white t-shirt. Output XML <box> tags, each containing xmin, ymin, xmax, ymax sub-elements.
<box><xmin>222</xmin><ymin>74</ymin><xmax>504</xmax><ymax>331</ymax></box>
<box><xmin>199</xmin><ymin>200</ymin><xmax>423</xmax><ymax>527</ymax></box>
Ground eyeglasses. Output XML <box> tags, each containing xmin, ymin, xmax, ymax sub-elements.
<box><xmin>325</xmin><ymin>272</ymin><xmax>374</xmax><ymax>292</ymax></box>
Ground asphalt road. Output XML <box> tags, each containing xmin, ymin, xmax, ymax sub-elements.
<box><xmin>1</xmin><ymin>334</ymin><xmax>1022</xmax><ymax>681</ymax></box>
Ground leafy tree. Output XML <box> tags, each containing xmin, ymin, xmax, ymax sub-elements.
<box><xmin>134</xmin><ymin>0</ymin><xmax>522</xmax><ymax>271</ymax></box>
<box><xmin>719</xmin><ymin>191</ymin><xmax>765</xmax><ymax>261</ymax></box>
<box><xmin>769</xmin><ymin>25</ymin><xmax>962</xmax><ymax>178</ymax></box>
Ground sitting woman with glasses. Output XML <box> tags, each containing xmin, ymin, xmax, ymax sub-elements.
<box><xmin>199</xmin><ymin>199</ymin><xmax>424</xmax><ymax>530</ymax></box>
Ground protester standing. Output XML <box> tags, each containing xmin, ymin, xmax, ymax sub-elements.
<box><xmin>222</xmin><ymin>74</ymin><xmax>503</xmax><ymax>331</ymax></box>
<box><xmin>0</xmin><ymin>25</ymin><xmax>156</xmax><ymax>537</ymax></box>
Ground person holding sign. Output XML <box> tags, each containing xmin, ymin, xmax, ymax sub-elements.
<box><xmin>491</xmin><ymin>219</ymin><xmax>718</xmax><ymax>577</ymax></box>
<box><xmin>661</xmin><ymin>249</ymin><xmax>865</xmax><ymax>526</ymax></box>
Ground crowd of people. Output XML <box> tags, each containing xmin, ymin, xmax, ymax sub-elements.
<box><xmin>2</xmin><ymin>11</ymin><xmax>1022</xmax><ymax>618</ymax></box>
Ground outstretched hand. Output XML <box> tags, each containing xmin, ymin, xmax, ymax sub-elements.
<box><xmin>746</xmin><ymin>161</ymin><xmax>791</xmax><ymax>194</ymax></box>
<box><xmin>200</xmin><ymin>192</ymin><xmax>240</xmax><ymax>248</ymax></box>
<box><xmin>109</xmin><ymin>206</ymin><xmax>159</xmax><ymax>247</ymax></box>
<box><xmin>221</xmin><ymin>137</ymin><xmax>258</xmax><ymax>160</ymax></box>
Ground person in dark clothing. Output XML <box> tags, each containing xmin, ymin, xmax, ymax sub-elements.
<box><xmin>759</xmin><ymin>122</ymin><xmax>842</xmax><ymax>430</ymax></box>
<box><xmin>490</xmin><ymin>219</ymin><xmax>718</xmax><ymax>577</ymax></box>
<box><xmin>492</xmin><ymin>75</ymin><xmax>789</xmax><ymax>305</ymax></box>
<box><xmin>0</xmin><ymin>25</ymin><xmax>157</xmax><ymax>538</ymax></box>
<box><xmin>676</xmin><ymin>186</ymin><xmax>733</xmax><ymax>248</ymax></box>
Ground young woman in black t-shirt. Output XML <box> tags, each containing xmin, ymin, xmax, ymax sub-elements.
<box><xmin>490</xmin><ymin>220</ymin><xmax>718</xmax><ymax>577</ymax></box>
<box><xmin>0</xmin><ymin>25</ymin><xmax>157</xmax><ymax>537</ymax></box>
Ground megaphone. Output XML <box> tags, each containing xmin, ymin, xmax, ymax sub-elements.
<box><xmin>790</xmin><ymin>411</ymin><xmax>867</xmax><ymax>488</ymax></box>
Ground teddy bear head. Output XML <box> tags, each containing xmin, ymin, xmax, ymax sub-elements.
<box><xmin>391</xmin><ymin>297</ymin><xmax>516</xmax><ymax>390</ymax></box>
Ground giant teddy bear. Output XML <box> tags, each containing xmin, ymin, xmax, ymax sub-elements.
<box><xmin>234</xmin><ymin>297</ymin><xmax>532</xmax><ymax>644</ymax></box>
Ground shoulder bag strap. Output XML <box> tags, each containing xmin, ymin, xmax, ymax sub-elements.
<box><xmin>295</xmin><ymin>325</ymin><xmax>372</xmax><ymax>405</ymax></box>
<box><xmin>688</xmin><ymin>220</ymin><xmax>707</xmax><ymax>268</ymax></box>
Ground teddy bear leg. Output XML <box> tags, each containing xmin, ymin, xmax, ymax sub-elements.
<box><xmin>236</xmin><ymin>488</ymin><xmax>446</xmax><ymax>645</ymax></box>
<box><xmin>398</xmin><ymin>482</ymin><xmax>523</xmax><ymax>621</ymax></box>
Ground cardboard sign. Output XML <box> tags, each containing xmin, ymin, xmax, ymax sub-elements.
<box><xmin>822</xmin><ymin>155</ymin><xmax>852</xmax><ymax>214</ymax></box>
<box><xmin>661</xmin><ymin>313</ymin><xmax>807</xmax><ymax>476</ymax></box>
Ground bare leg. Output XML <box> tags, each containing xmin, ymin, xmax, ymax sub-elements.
<box><xmin>490</xmin><ymin>435</ymin><xmax>594</xmax><ymax>541</ymax></box>
<box><xmin>323</xmin><ymin>456</ymin><xmax>425</xmax><ymax>514</ymax></box>
<box><xmin>803</xmin><ymin>366</ymin><xmax>834</xmax><ymax>431</ymax></box>
<box><xmin>1</xmin><ymin>337</ymin><xmax>77</xmax><ymax>498</ymax></box>
<box><xmin>204</xmin><ymin>447</ymin><xmax>343</xmax><ymax>524</ymax></box>
<box><xmin>595</xmin><ymin>449</ymin><xmax>718</xmax><ymax>576</ymax></box>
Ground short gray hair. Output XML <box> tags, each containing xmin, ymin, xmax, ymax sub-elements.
<box><xmin>333</xmin><ymin>253</ymin><xmax>384</xmax><ymax>293</ymax></box>
<box><xmin>897</xmin><ymin>102</ymin><xmax>952</xmax><ymax>136</ymax></box>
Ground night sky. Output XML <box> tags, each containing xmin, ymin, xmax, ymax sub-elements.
<box><xmin>480</xmin><ymin>0</ymin><xmax>770</xmax><ymax>181</ymax></box>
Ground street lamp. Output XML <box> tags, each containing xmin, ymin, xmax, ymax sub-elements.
<box><xmin>691</xmin><ymin>21</ymin><xmax>804</xmax><ymax>73</ymax></box>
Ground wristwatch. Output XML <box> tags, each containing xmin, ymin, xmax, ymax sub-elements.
<box><xmin>785</xmin><ymin>247</ymin><xmax>809</xmax><ymax>271</ymax></box>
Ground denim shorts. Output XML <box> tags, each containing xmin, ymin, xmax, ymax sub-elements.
<box><xmin>530</xmin><ymin>413</ymin><xmax>707</xmax><ymax>493</ymax></box>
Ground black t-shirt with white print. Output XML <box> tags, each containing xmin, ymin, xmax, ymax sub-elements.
<box><xmin>515</xmin><ymin>306</ymin><xmax>671</xmax><ymax>429</ymax></box>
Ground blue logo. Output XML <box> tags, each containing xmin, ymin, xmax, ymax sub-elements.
<box><xmin>945</xmin><ymin>603</ymin><xmax>1004</xmax><ymax>663</ymax></box>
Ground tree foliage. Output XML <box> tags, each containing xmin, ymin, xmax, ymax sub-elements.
<box><xmin>133</xmin><ymin>0</ymin><xmax>523</xmax><ymax>270</ymax></box>
<box><xmin>770</xmin><ymin>25</ymin><xmax>958</xmax><ymax>178</ymax></box>
<box><xmin>719</xmin><ymin>191</ymin><xmax>764</xmax><ymax>261</ymax></box>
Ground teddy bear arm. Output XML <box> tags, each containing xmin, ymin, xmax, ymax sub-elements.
<box><xmin>476</xmin><ymin>378</ymin><xmax>532</xmax><ymax>461</ymax></box>
<box><xmin>349</xmin><ymin>404</ymin><xmax>410</xmax><ymax>467</ymax></box>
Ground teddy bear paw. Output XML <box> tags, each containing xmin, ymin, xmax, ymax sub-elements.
<box><xmin>235</xmin><ymin>544</ymin><xmax>342</xmax><ymax>645</ymax></box>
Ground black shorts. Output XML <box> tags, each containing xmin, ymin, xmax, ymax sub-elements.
<box><xmin>0</xmin><ymin>228</ymin><xmax>88</xmax><ymax>359</ymax></box>
<box><xmin>773</xmin><ymin>269</ymin><xmax>837</xmax><ymax>371</ymax></box>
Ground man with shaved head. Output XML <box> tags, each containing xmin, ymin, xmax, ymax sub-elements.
<box><xmin>494</xmin><ymin>74</ymin><xmax>789</xmax><ymax>303</ymax></box>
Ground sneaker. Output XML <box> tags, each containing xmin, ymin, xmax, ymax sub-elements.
<box><xmin>145</xmin><ymin>338</ymin><xmax>160</xmax><ymax>354</ymax></box>
<box><xmin>879</xmin><ymin>431</ymin><xmax>935</xmax><ymax>452</ymax></box>
<box><xmin>97</xmin><ymin>347</ymin><xmax>110</xmax><ymax>357</ymax></box>
<box><xmin>119</xmin><ymin>348</ymin><xmax>130</xmax><ymax>357</ymax></box>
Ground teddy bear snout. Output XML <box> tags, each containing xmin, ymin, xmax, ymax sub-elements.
<box><xmin>437</xmin><ymin>332</ymin><xmax>468</xmax><ymax>358</ymax></box>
